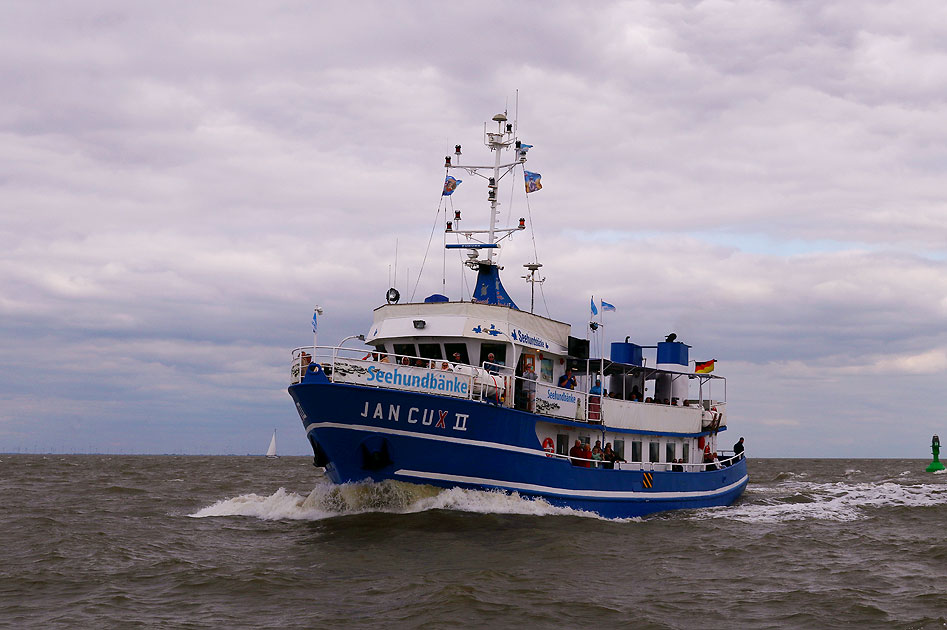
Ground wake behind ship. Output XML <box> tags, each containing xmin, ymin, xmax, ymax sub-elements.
<box><xmin>288</xmin><ymin>111</ymin><xmax>747</xmax><ymax>519</ymax></box>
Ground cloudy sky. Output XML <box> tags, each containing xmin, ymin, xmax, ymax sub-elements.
<box><xmin>3</xmin><ymin>1</ymin><xmax>946</xmax><ymax>457</ymax></box>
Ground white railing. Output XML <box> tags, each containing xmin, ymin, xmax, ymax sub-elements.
<box><xmin>290</xmin><ymin>346</ymin><xmax>728</xmax><ymax>435</ymax></box>
<box><xmin>543</xmin><ymin>450</ymin><xmax>743</xmax><ymax>472</ymax></box>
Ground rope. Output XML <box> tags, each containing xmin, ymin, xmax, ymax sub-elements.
<box><xmin>410</xmin><ymin>179</ymin><xmax>449</xmax><ymax>302</ymax></box>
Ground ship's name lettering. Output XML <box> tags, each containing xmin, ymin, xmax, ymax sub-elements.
<box><xmin>545</xmin><ymin>388</ymin><xmax>576</xmax><ymax>403</ymax></box>
<box><xmin>360</xmin><ymin>402</ymin><xmax>469</xmax><ymax>431</ymax></box>
<box><xmin>366</xmin><ymin>366</ymin><xmax>469</xmax><ymax>395</ymax></box>
<box><xmin>511</xmin><ymin>328</ymin><xmax>549</xmax><ymax>349</ymax></box>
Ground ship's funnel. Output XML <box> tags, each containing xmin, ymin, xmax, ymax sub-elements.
<box><xmin>472</xmin><ymin>264</ymin><xmax>518</xmax><ymax>309</ymax></box>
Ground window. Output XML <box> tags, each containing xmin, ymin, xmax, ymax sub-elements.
<box><xmin>444</xmin><ymin>343</ymin><xmax>469</xmax><ymax>364</ymax></box>
<box><xmin>579</xmin><ymin>435</ymin><xmax>591</xmax><ymax>446</ymax></box>
<box><xmin>556</xmin><ymin>434</ymin><xmax>569</xmax><ymax>456</ymax></box>
<box><xmin>682</xmin><ymin>443</ymin><xmax>689</xmax><ymax>463</ymax></box>
<box><xmin>393</xmin><ymin>343</ymin><xmax>416</xmax><ymax>360</ymax></box>
<box><xmin>540</xmin><ymin>358</ymin><xmax>553</xmax><ymax>382</ymax></box>
<box><xmin>631</xmin><ymin>441</ymin><xmax>642</xmax><ymax>462</ymax></box>
<box><xmin>479</xmin><ymin>343</ymin><xmax>507</xmax><ymax>368</ymax></box>
<box><xmin>418</xmin><ymin>343</ymin><xmax>443</xmax><ymax>360</ymax></box>
<box><xmin>613</xmin><ymin>439</ymin><xmax>625</xmax><ymax>460</ymax></box>
<box><xmin>666</xmin><ymin>442</ymin><xmax>676</xmax><ymax>463</ymax></box>
<box><xmin>649</xmin><ymin>442</ymin><xmax>660</xmax><ymax>463</ymax></box>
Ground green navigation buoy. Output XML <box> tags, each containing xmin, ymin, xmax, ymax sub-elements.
<box><xmin>926</xmin><ymin>434</ymin><xmax>945</xmax><ymax>472</ymax></box>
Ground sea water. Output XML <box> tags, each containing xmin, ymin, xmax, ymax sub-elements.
<box><xmin>2</xmin><ymin>455</ymin><xmax>946</xmax><ymax>629</ymax></box>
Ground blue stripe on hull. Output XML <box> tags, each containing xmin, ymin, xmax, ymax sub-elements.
<box><xmin>289</xmin><ymin>381</ymin><xmax>748</xmax><ymax>519</ymax></box>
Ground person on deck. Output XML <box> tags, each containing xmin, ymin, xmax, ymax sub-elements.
<box><xmin>569</xmin><ymin>439</ymin><xmax>584</xmax><ymax>466</ymax></box>
<box><xmin>733</xmin><ymin>437</ymin><xmax>745</xmax><ymax>458</ymax></box>
<box><xmin>558</xmin><ymin>367</ymin><xmax>577</xmax><ymax>390</ymax></box>
<box><xmin>589</xmin><ymin>378</ymin><xmax>602</xmax><ymax>395</ymax></box>
<box><xmin>581</xmin><ymin>441</ymin><xmax>593</xmax><ymax>468</ymax></box>
<box><xmin>485</xmin><ymin>353</ymin><xmax>503</xmax><ymax>374</ymax></box>
<box><xmin>603</xmin><ymin>443</ymin><xmax>624</xmax><ymax>469</ymax></box>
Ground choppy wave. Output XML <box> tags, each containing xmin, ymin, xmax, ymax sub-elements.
<box><xmin>190</xmin><ymin>479</ymin><xmax>603</xmax><ymax>521</ymax></box>
<box><xmin>698</xmin><ymin>480</ymin><xmax>947</xmax><ymax>523</ymax></box>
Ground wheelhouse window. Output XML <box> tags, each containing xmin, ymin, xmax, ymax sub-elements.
<box><xmin>631</xmin><ymin>441</ymin><xmax>642</xmax><ymax>462</ymax></box>
<box><xmin>613</xmin><ymin>439</ymin><xmax>625</xmax><ymax>460</ymax></box>
<box><xmin>479</xmin><ymin>343</ymin><xmax>507</xmax><ymax>368</ymax></box>
<box><xmin>444</xmin><ymin>343</ymin><xmax>469</xmax><ymax>365</ymax></box>
<box><xmin>418</xmin><ymin>343</ymin><xmax>443</xmax><ymax>360</ymax></box>
<box><xmin>682</xmin><ymin>443</ymin><xmax>690</xmax><ymax>463</ymax></box>
<box><xmin>649</xmin><ymin>442</ymin><xmax>660</xmax><ymax>463</ymax></box>
<box><xmin>666</xmin><ymin>442</ymin><xmax>676</xmax><ymax>463</ymax></box>
<box><xmin>393</xmin><ymin>343</ymin><xmax>416</xmax><ymax>360</ymax></box>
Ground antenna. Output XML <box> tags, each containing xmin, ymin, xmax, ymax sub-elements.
<box><xmin>522</xmin><ymin>262</ymin><xmax>545</xmax><ymax>313</ymax></box>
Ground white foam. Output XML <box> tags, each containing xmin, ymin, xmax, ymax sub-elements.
<box><xmin>696</xmin><ymin>480</ymin><xmax>947</xmax><ymax>524</ymax></box>
<box><xmin>934</xmin><ymin>468</ymin><xmax>947</xmax><ymax>475</ymax></box>
<box><xmin>189</xmin><ymin>480</ymin><xmax>616</xmax><ymax>522</ymax></box>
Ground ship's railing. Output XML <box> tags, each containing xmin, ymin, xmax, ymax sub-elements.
<box><xmin>546</xmin><ymin>450</ymin><xmax>743</xmax><ymax>472</ymax></box>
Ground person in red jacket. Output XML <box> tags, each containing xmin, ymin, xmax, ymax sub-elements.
<box><xmin>569</xmin><ymin>439</ymin><xmax>584</xmax><ymax>466</ymax></box>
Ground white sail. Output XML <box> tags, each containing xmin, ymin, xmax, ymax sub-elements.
<box><xmin>266</xmin><ymin>430</ymin><xmax>278</xmax><ymax>458</ymax></box>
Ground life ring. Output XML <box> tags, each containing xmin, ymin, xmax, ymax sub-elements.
<box><xmin>698</xmin><ymin>436</ymin><xmax>706</xmax><ymax>450</ymax></box>
<box><xmin>542</xmin><ymin>437</ymin><xmax>555</xmax><ymax>457</ymax></box>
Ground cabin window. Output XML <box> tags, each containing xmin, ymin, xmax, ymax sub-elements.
<box><xmin>556</xmin><ymin>434</ymin><xmax>569</xmax><ymax>456</ymax></box>
<box><xmin>540</xmin><ymin>358</ymin><xmax>553</xmax><ymax>382</ymax></box>
<box><xmin>649</xmin><ymin>442</ymin><xmax>660</xmax><ymax>463</ymax></box>
<box><xmin>479</xmin><ymin>343</ymin><xmax>507</xmax><ymax>368</ymax></box>
<box><xmin>374</xmin><ymin>344</ymin><xmax>386</xmax><ymax>354</ymax></box>
<box><xmin>579</xmin><ymin>435</ymin><xmax>591</xmax><ymax>446</ymax></box>
<box><xmin>682</xmin><ymin>443</ymin><xmax>690</xmax><ymax>463</ymax></box>
<box><xmin>631</xmin><ymin>441</ymin><xmax>642</xmax><ymax>462</ymax></box>
<box><xmin>666</xmin><ymin>442</ymin><xmax>676</xmax><ymax>463</ymax></box>
<box><xmin>444</xmin><ymin>343</ymin><xmax>469</xmax><ymax>365</ymax></box>
<box><xmin>613</xmin><ymin>439</ymin><xmax>625</xmax><ymax>460</ymax></box>
<box><xmin>418</xmin><ymin>343</ymin><xmax>443</xmax><ymax>360</ymax></box>
<box><xmin>393</xmin><ymin>343</ymin><xmax>416</xmax><ymax>361</ymax></box>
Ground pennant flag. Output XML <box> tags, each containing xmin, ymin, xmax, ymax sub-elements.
<box><xmin>590</xmin><ymin>297</ymin><xmax>598</xmax><ymax>316</ymax></box>
<box><xmin>601</xmin><ymin>300</ymin><xmax>616</xmax><ymax>312</ymax></box>
<box><xmin>517</xmin><ymin>143</ymin><xmax>533</xmax><ymax>160</ymax></box>
<box><xmin>524</xmin><ymin>170</ymin><xmax>542</xmax><ymax>193</ymax></box>
<box><xmin>312</xmin><ymin>310</ymin><xmax>318</xmax><ymax>333</ymax></box>
<box><xmin>695</xmin><ymin>359</ymin><xmax>716</xmax><ymax>374</ymax></box>
<box><xmin>443</xmin><ymin>175</ymin><xmax>462</xmax><ymax>196</ymax></box>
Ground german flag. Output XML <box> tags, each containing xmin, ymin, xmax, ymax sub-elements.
<box><xmin>695</xmin><ymin>359</ymin><xmax>716</xmax><ymax>374</ymax></box>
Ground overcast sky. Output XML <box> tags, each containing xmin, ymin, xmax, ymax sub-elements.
<box><xmin>3</xmin><ymin>1</ymin><xmax>946</xmax><ymax>457</ymax></box>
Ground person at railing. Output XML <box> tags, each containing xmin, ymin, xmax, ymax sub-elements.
<box><xmin>484</xmin><ymin>353</ymin><xmax>503</xmax><ymax>374</ymax></box>
<box><xmin>581</xmin><ymin>441</ymin><xmax>593</xmax><ymax>468</ymax></box>
<box><xmin>522</xmin><ymin>363</ymin><xmax>537</xmax><ymax>412</ymax></box>
<box><xmin>671</xmin><ymin>459</ymin><xmax>684</xmax><ymax>472</ymax></box>
<box><xmin>300</xmin><ymin>351</ymin><xmax>311</xmax><ymax>367</ymax></box>
<box><xmin>362</xmin><ymin>351</ymin><xmax>378</xmax><ymax>361</ymax></box>
<box><xmin>602</xmin><ymin>443</ymin><xmax>624</xmax><ymax>469</ymax></box>
<box><xmin>733</xmin><ymin>437</ymin><xmax>744</xmax><ymax>459</ymax></box>
<box><xmin>703</xmin><ymin>447</ymin><xmax>719</xmax><ymax>471</ymax></box>
<box><xmin>645</xmin><ymin>396</ymin><xmax>654</xmax><ymax>403</ymax></box>
<box><xmin>591</xmin><ymin>441</ymin><xmax>604</xmax><ymax>468</ymax></box>
<box><xmin>569</xmin><ymin>439</ymin><xmax>584</xmax><ymax>466</ymax></box>
<box><xmin>557</xmin><ymin>367</ymin><xmax>577</xmax><ymax>390</ymax></box>
<box><xmin>400</xmin><ymin>356</ymin><xmax>410</xmax><ymax>366</ymax></box>
<box><xmin>451</xmin><ymin>352</ymin><xmax>463</xmax><ymax>366</ymax></box>
<box><xmin>379</xmin><ymin>354</ymin><xmax>391</xmax><ymax>363</ymax></box>
<box><xmin>439</xmin><ymin>361</ymin><xmax>452</xmax><ymax>371</ymax></box>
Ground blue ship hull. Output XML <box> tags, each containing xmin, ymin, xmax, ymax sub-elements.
<box><xmin>288</xmin><ymin>368</ymin><xmax>747</xmax><ymax>519</ymax></box>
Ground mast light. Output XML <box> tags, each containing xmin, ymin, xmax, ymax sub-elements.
<box><xmin>444</xmin><ymin>156</ymin><xmax>451</xmax><ymax>167</ymax></box>
<box><xmin>454</xmin><ymin>210</ymin><xmax>461</xmax><ymax>221</ymax></box>
<box><xmin>446</xmin><ymin>221</ymin><xmax>453</xmax><ymax>231</ymax></box>
<box><xmin>518</xmin><ymin>217</ymin><xmax>525</xmax><ymax>229</ymax></box>
<box><xmin>455</xmin><ymin>145</ymin><xmax>462</xmax><ymax>155</ymax></box>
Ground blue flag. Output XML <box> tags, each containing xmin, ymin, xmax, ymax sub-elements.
<box><xmin>312</xmin><ymin>310</ymin><xmax>318</xmax><ymax>333</ymax></box>
<box><xmin>524</xmin><ymin>170</ymin><xmax>542</xmax><ymax>193</ymax></box>
<box><xmin>601</xmin><ymin>300</ymin><xmax>616</xmax><ymax>312</ymax></box>
<box><xmin>590</xmin><ymin>297</ymin><xmax>598</xmax><ymax>316</ymax></box>
<box><xmin>443</xmin><ymin>175</ymin><xmax>462</xmax><ymax>196</ymax></box>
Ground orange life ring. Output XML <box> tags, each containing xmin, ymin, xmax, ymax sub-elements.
<box><xmin>542</xmin><ymin>437</ymin><xmax>555</xmax><ymax>457</ymax></box>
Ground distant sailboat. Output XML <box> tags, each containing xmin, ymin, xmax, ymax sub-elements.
<box><xmin>266</xmin><ymin>430</ymin><xmax>278</xmax><ymax>458</ymax></box>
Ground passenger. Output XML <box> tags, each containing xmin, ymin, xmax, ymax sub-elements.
<box><xmin>591</xmin><ymin>442</ymin><xmax>603</xmax><ymax>468</ymax></box>
<box><xmin>485</xmin><ymin>352</ymin><xmax>503</xmax><ymax>374</ymax></box>
<box><xmin>733</xmin><ymin>437</ymin><xmax>745</xmax><ymax>458</ymax></box>
<box><xmin>662</xmin><ymin>398</ymin><xmax>670</xmax><ymax>405</ymax></box>
<box><xmin>671</xmin><ymin>459</ymin><xmax>683</xmax><ymax>472</ymax></box>
<box><xmin>569</xmin><ymin>439</ymin><xmax>584</xmax><ymax>466</ymax></box>
<box><xmin>401</xmin><ymin>356</ymin><xmax>410</xmax><ymax>366</ymax></box>
<box><xmin>440</xmin><ymin>361</ymin><xmax>452</xmax><ymax>371</ymax></box>
<box><xmin>581</xmin><ymin>441</ymin><xmax>593</xmax><ymax>468</ymax></box>
<box><xmin>590</xmin><ymin>378</ymin><xmax>602</xmax><ymax>395</ymax></box>
<box><xmin>602</xmin><ymin>443</ymin><xmax>622</xmax><ymax>469</ymax></box>
<box><xmin>557</xmin><ymin>367</ymin><xmax>577</xmax><ymax>390</ymax></box>
<box><xmin>645</xmin><ymin>397</ymin><xmax>653</xmax><ymax>403</ymax></box>
<box><xmin>630</xmin><ymin>386</ymin><xmax>642</xmax><ymax>401</ymax></box>
<box><xmin>451</xmin><ymin>352</ymin><xmax>463</xmax><ymax>366</ymax></box>
<box><xmin>522</xmin><ymin>362</ymin><xmax>538</xmax><ymax>412</ymax></box>
<box><xmin>379</xmin><ymin>354</ymin><xmax>391</xmax><ymax>363</ymax></box>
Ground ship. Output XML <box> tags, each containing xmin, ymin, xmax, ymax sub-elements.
<box><xmin>288</xmin><ymin>111</ymin><xmax>748</xmax><ymax>519</ymax></box>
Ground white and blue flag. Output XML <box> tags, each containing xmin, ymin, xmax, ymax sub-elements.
<box><xmin>601</xmin><ymin>300</ymin><xmax>616</xmax><ymax>312</ymax></box>
<box><xmin>312</xmin><ymin>310</ymin><xmax>318</xmax><ymax>333</ymax></box>
<box><xmin>590</xmin><ymin>297</ymin><xmax>598</xmax><ymax>316</ymax></box>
